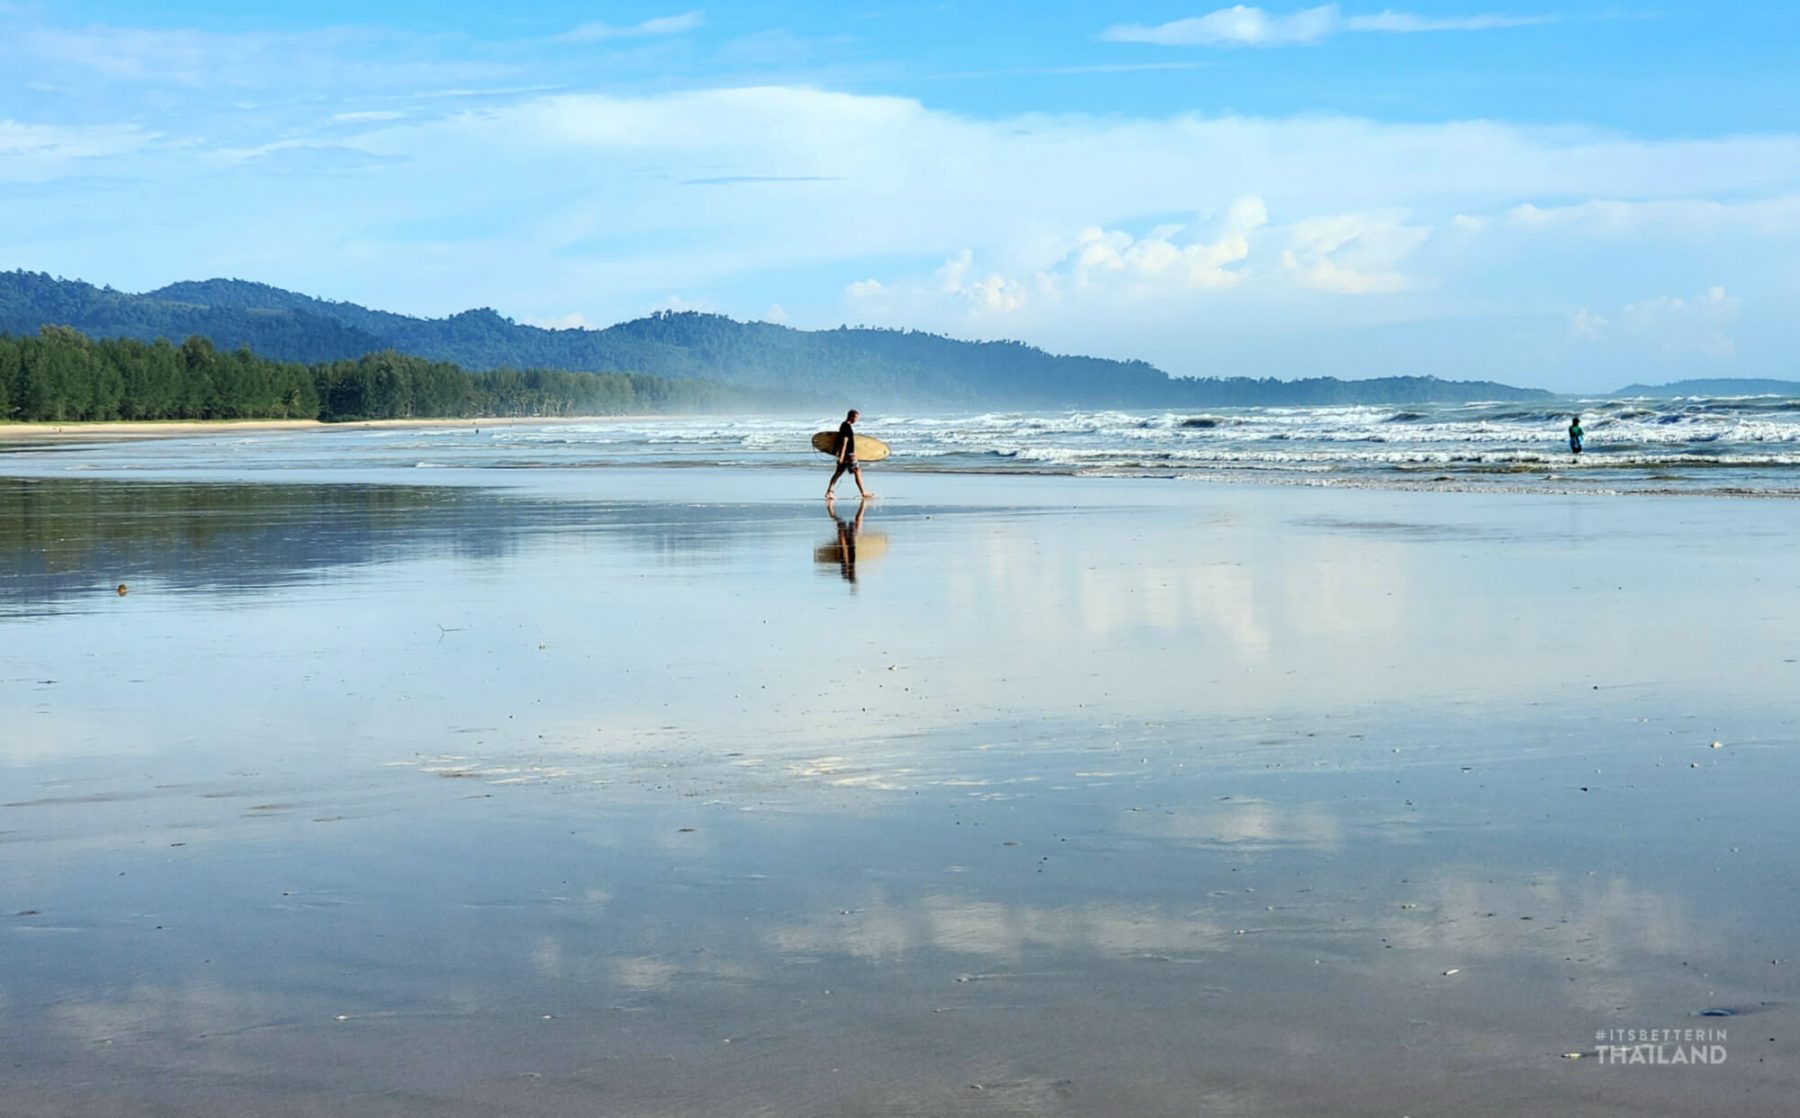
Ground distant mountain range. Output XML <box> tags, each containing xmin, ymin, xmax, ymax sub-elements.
<box><xmin>2</xmin><ymin>268</ymin><xmax>1557</xmax><ymax>407</ymax></box>
<box><xmin>1612</xmin><ymin>378</ymin><xmax>1800</xmax><ymax>398</ymax></box>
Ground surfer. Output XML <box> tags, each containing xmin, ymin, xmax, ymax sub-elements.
<box><xmin>826</xmin><ymin>409</ymin><xmax>872</xmax><ymax>500</ymax></box>
<box><xmin>1568</xmin><ymin>414</ymin><xmax>1584</xmax><ymax>456</ymax></box>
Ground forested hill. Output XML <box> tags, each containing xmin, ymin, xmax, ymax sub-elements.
<box><xmin>1612</xmin><ymin>378</ymin><xmax>1800</xmax><ymax>397</ymax></box>
<box><xmin>1</xmin><ymin>270</ymin><xmax>1552</xmax><ymax>407</ymax></box>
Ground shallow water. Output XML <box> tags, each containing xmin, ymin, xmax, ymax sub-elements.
<box><xmin>3</xmin><ymin>466</ymin><xmax>1797</xmax><ymax>1115</ymax></box>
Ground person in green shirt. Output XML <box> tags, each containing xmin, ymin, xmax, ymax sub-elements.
<box><xmin>1568</xmin><ymin>414</ymin><xmax>1584</xmax><ymax>455</ymax></box>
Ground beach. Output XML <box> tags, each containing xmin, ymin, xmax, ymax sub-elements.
<box><xmin>0</xmin><ymin>415</ymin><xmax>656</xmax><ymax>445</ymax></box>
<box><xmin>3</xmin><ymin>440</ymin><xmax>1797</xmax><ymax>1115</ymax></box>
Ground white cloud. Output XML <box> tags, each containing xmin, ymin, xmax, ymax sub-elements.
<box><xmin>1570</xmin><ymin>308</ymin><xmax>1607</xmax><ymax>340</ymax></box>
<box><xmin>1280</xmin><ymin>211</ymin><xmax>1430</xmax><ymax>293</ymax></box>
<box><xmin>8</xmin><ymin>79</ymin><xmax>1800</xmax><ymax>388</ymax></box>
<box><xmin>1501</xmin><ymin>196</ymin><xmax>1800</xmax><ymax>236</ymax></box>
<box><xmin>1621</xmin><ymin>285</ymin><xmax>1740</xmax><ymax>359</ymax></box>
<box><xmin>936</xmin><ymin>250</ymin><xmax>1029</xmax><ymax>313</ymax></box>
<box><xmin>530</xmin><ymin>311</ymin><xmax>596</xmax><ymax>330</ymax></box>
<box><xmin>557</xmin><ymin>11</ymin><xmax>705</xmax><ymax>44</ymax></box>
<box><xmin>0</xmin><ymin>119</ymin><xmax>150</xmax><ymax>162</ymax></box>
<box><xmin>763</xmin><ymin>303</ymin><xmax>790</xmax><ymax>323</ymax></box>
<box><xmin>10</xmin><ymin>23</ymin><xmax>511</xmax><ymax>91</ymax></box>
<box><xmin>1068</xmin><ymin>196</ymin><xmax>1268</xmax><ymax>291</ymax></box>
<box><xmin>331</xmin><ymin>110</ymin><xmax>407</xmax><ymax>124</ymax></box>
<box><xmin>852</xmin><ymin>198</ymin><xmax>1269</xmax><ymax>319</ymax></box>
<box><xmin>655</xmin><ymin>293</ymin><xmax>717</xmax><ymax>313</ymax></box>
<box><xmin>1566</xmin><ymin>286</ymin><xmax>1740</xmax><ymax>359</ymax></box>
<box><xmin>1104</xmin><ymin>4</ymin><xmax>1341</xmax><ymax>46</ymax></box>
<box><xmin>1101</xmin><ymin>4</ymin><xmax>1552</xmax><ymax>47</ymax></box>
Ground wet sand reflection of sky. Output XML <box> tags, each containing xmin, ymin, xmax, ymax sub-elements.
<box><xmin>3</xmin><ymin>469</ymin><xmax>1798</xmax><ymax>1114</ymax></box>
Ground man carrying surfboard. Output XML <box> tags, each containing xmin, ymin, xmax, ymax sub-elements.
<box><xmin>826</xmin><ymin>409</ymin><xmax>872</xmax><ymax>500</ymax></box>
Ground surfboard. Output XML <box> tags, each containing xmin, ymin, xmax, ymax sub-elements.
<box><xmin>811</xmin><ymin>430</ymin><xmax>891</xmax><ymax>462</ymax></box>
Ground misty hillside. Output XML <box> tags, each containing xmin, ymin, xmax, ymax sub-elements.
<box><xmin>1612</xmin><ymin>377</ymin><xmax>1800</xmax><ymax>397</ymax></box>
<box><xmin>2</xmin><ymin>270</ymin><xmax>1552</xmax><ymax>407</ymax></box>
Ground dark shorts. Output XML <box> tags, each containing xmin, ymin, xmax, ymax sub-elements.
<box><xmin>837</xmin><ymin>457</ymin><xmax>859</xmax><ymax>470</ymax></box>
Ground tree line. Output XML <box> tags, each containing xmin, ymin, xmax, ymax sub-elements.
<box><xmin>0</xmin><ymin>325</ymin><xmax>785</xmax><ymax>423</ymax></box>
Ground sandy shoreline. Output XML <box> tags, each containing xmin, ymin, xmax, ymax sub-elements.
<box><xmin>0</xmin><ymin>414</ymin><xmax>656</xmax><ymax>445</ymax></box>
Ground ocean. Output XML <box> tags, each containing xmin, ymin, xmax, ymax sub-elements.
<box><xmin>7</xmin><ymin>394</ymin><xmax>1800</xmax><ymax>496</ymax></box>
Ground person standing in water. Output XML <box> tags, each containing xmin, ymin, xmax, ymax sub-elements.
<box><xmin>1568</xmin><ymin>414</ymin><xmax>1585</xmax><ymax>456</ymax></box>
<box><xmin>826</xmin><ymin>408</ymin><xmax>872</xmax><ymax>500</ymax></box>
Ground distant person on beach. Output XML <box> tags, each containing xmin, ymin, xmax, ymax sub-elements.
<box><xmin>826</xmin><ymin>409</ymin><xmax>872</xmax><ymax>500</ymax></box>
<box><xmin>1568</xmin><ymin>414</ymin><xmax>1584</xmax><ymax>455</ymax></box>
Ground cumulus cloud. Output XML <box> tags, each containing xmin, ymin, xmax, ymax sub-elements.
<box><xmin>1068</xmin><ymin>196</ymin><xmax>1268</xmax><ymax>291</ymax></box>
<box><xmin>852</xmin><ymin>198</ymin><xmax>1271</xmax><ymax>318</ymax></box>
<box><xmin>1101</xmin><ymin>4</ymin><xmax>1552</xmax><ymax>47</ymax></box>
<box><xmin>937</xmin><ymin>250</ymin><xmax>1029</xmax><ymax>313</ymax></box>
<box><xmin>1279</xmin><ymin>211</ymin><xmax>1430</xmax><ymax>293</ymax></box>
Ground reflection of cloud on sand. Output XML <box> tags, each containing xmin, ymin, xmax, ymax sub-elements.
<box><xmin>526</xmin><ymin>941</ymin><xmax>752</xmax><ymax>991</ymax></box>
<box><xmin>50</xmin><ymin>982</ymin><xmax>291</xmax><ymax>1048</ymax></box>
<box><xmin>965</xmin><ymin>531</ymin><xmax>1276</xmax><ymax>655</ymax></box>
<box><xmin>1377</xmin><ymin>870</ymin><xmax>1707</xmax><ymax>1012</ymax></box>
<box><xmin>613</xmin><ymin>956</ymin><xmax>680</xmax><ymax>990</ymax></box>
<box><xmin>1388</xmin><ymin>871</ymin><xmax>1696</xmax><ymax>961</ymax></box>
<box><xmin>787</xmin><ymin>754</ymin><xmax>916</xmax><ymax>791</ymax></box>
<box><xmin>1277</xmin><ymin>535</ymin><xmax>1412</xmax><ymax>644</ymax></box>
<box><xmin>1081</xmin><ymin>561</ymin><xmax>1271</xmax><ymax>661</ymax></box>
<box><xmin>955</xmin><ymin>521</ymin><xmax>1429</xmax><ymax>678</ymax></box>
<box><xmin>0</xmin><ymin>704</ymin><xmax>157</xmax><ymax>766</ymax></box>
<box><xmin>1122</xmin><ymin>799</ymin><xmax>1343</xmax><ymax>850</ymax></box>
<box><xmin>768</xmin><ymin>894</ymin><xmax>1227</xmax><ymax>963</ymax></box>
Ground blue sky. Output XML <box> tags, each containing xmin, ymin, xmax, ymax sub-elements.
<box><xmin>3</xmin><ymin>1</ymin><xmax>1798</xmax><ymax>389</ymax></box>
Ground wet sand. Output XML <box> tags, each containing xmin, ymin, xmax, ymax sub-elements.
<box><xmin>2</xmin><ymin>465</ymin><xmax>1796</xmax><ymax>1115</ymax></box>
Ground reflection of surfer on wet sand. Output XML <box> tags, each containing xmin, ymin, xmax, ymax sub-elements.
<box><xmin>824</xmin><ymin>495</ymin><xmax>865</xmax><ymax>584</ymax></box>
<box><xmin>816</xmin><ymin>496</ymin><xmax>888</xmax><ymax>587</ymax></box>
